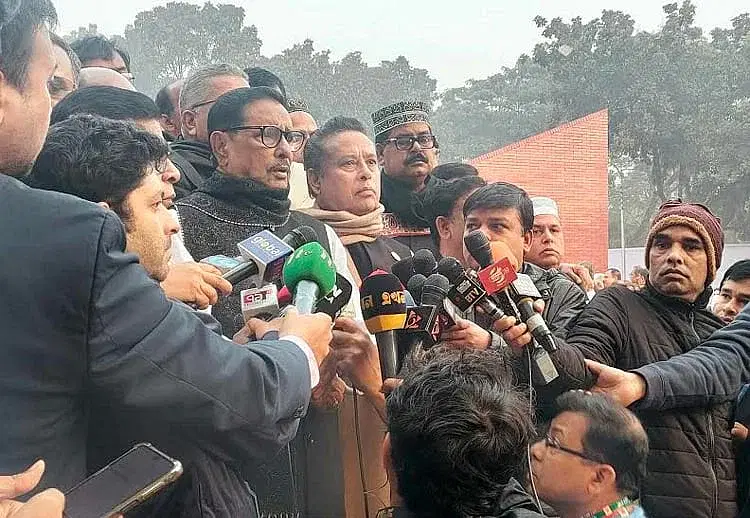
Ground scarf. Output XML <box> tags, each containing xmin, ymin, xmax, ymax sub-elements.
<box><xmin>171</xmin><ymin>140</ymin><xmax>215</xmax><ymax>176</ymax></box>
<box><xmin>380</xmin><ymin>172</ymin><xmax>442</xmax><ymax>229</ymax></box>
<box><xmin>300</xmin><ymin>203</ymin><xmax>384</xmax><ymax>245</ymax></box>
<box><xmin>192</xmin><ymin>170</ymin><xmax>292</xmax><ymax>227</ymax></box>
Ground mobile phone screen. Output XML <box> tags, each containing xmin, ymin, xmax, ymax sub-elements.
<box><xmin>64</xmin><ymin>444</ymin><xmax>178</xmax><ymax>518</ymax></box>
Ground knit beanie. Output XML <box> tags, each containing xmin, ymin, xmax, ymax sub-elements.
<box><xmin>645</xmin><ymin>200</ymin><xmax>724</xmax><ymax>284</ymax></box>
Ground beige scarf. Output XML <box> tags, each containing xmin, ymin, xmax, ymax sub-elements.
<box><xmin>300</xmin><ymin>203</ymin><xmax>385</xmax><ymax>245</ymax></box>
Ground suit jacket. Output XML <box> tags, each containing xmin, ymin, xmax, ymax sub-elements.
<box><xmin>0</xmin><ymin>174</ymin><xmax>312</xmax><ymax>492</ymax></box>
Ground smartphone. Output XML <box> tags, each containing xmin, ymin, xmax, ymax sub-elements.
<box><xmin>64</xmin><ymin>443</ymin><xmax>183</xmax><ymax>518</ymax></box>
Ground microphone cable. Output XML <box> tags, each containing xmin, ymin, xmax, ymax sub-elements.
<box><xmin>525</xmin><ymin>345</ymin><xmax>546</xmax><ymax>516</ymax></box>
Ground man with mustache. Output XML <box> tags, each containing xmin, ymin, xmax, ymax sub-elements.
<box><xmin>372</xmin><ymin>100</ymin><xmax>444</xmax><ymax>252</ymax></box>
<box><xmin>495</xmin><ymin>200</ymin><xmax>732</xmax><ymax>518</ymax></box>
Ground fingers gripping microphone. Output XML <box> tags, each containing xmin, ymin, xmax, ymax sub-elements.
<box><xmin>360</xmin><ymin>272</ymin><xmax>407</xmax><ymax>379</ymax></box>
<box><xmin>509</xmin><ymin>274</ymin><xmax>558</xmax><ymax>353</ymax></box>
<box><xmin>282</xmin><ymin>242</ymin><xmax>337</xmax><ymax>314</ymax></box>
<box><xmin>224</xmin><ymin>225</ymin><xmax>318</xmax><ymax>285</ymax></box>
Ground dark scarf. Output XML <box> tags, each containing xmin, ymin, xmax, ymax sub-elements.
<box><xmin>171</xmin><ymin>140</ymin><xmax>214</xmax><ymax>173</ymax></box>
<box><xmin>191</xmin><ymin>170</ymin><xmax>292</xmax><ymax>227</ymax></box>
<box><xmin>381</xmin><ymin>172</ymin><xmax>440</xmax><ymax>229</ymax></box>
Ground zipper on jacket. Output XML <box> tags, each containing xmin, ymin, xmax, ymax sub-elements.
<box><xmin>708</xmin><ymin>410</ymin><xmax>719</xmax><ymax>517</ymax></box>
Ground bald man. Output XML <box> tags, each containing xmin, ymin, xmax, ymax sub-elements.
<box><xmin>288</xmin><ymin>103</ymin><xmax>318</xmax><ymax>210</ymax></box>
<box><xmin>78</xmin><ymin>67</ymin><xmax>136</xmax><ymax>91</ymax></box>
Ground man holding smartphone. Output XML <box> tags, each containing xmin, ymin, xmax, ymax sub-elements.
<box><xmin>0</xmin><ymin>4</ymin><xmax>332</xmax><ymax>518</ymax></box>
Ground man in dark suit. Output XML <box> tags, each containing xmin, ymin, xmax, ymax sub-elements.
<box><xmin>0</xmin><ymin>5</ymin><xmax>332</xmax><ymax>518</ymax></box>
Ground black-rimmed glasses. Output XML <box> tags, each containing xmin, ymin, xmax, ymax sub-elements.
<box><xmin>223</xmin><ymin>125</ymin><xmax>306</xmax><ymax>152</ymax></box>
<box><xmin>543</xmin><ymin>434</ymin><xmax>603</xmax><ymax>463</ymax></box>
<box><xmin>384</xmin><ymin>134</ymin><xmax>437</xmax><ymax>151</ymax></box>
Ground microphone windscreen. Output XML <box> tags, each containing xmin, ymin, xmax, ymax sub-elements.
<box><xmin>284</xmin><ymin>225</ymin><xmax>318</xmax><ymax>249</ymax></box>
<box><xmin>413</xmin><ymin>249</ymin><xmax>437</xmax><ymax>276</ymax></box>
<box><xmin>437</xmin><ymin>257</ymin><xmax>465</xmax><ymax>284</ymax></box>
<box><xmin>282</xmin><ymin>242</ymin><xmax>337</xmax><ymax>294</ymax></box>
<box><xmin>391</xmin><ymin>257</ymin><xmax>414</xmax><ymax>286</ymax></box>
<box><xmin>406</xmin><ymin>274</ymin><xmax>427</xmax><ymax>303</ymax></box>
<box><xmin>464</xmin><ymin>230</ymin><xmax>493</xmax><ymax>268</ymax></box>
<box><xmin>360</xmin><ymin>272</ymin><xmax>407</xmax><ymax>333</ymax></box>
<box><xmin>489</xmin><ymin>240</ymin><xmax>520</xmax><ymax>271</ymax></box>
<box><xmin>421</xmin><ymin>273</ymin><xmax>450</xmax><ymax>307</ymax></box>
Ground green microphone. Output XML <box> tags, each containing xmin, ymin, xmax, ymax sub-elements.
<box><xmin>282</xmin><ymin>241</ymin><xmax>337</xmax><ymax>314</ymax></box>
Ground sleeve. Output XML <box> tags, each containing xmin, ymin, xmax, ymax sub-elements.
<box><xmin>632</xmin><ymin>307</ymin><xmax>750</xmax><ymax>410</ymax></box>
<box><xmin>528</xmin><ymin>290</ymin><xmax>630</xmax><ymax>401</ymax></box>
<box><xmin>87</xmin><ymin>212</ymin><xmax>312</xmax><ymax>461</ymax></box>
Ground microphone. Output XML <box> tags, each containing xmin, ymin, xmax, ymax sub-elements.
<box><xmin>464</xmin><ymin>232</ymin><xmax>558</xmax><ymax>384</ymax></box>
<box><xmin>438</xmin><ymin>257</ymin><xmax>505</xmax><ymax>321</ymax></box>
<box><xmin>508</xmin><ymin>274</ymin><xmax>557</xmax><ymax>353</ymax></box>
<box><xmin>421</xmin><ymin>273</ymin><xmax>457</xmax><ymax>331</ymax></box>
<box><xmin>391</xmin><ymin>257</ymin><xmax>414</xmax><ymax>287</ymax></box>
<box><xmin>360</xmin><ymin>271</ymin><xmax>407</xmax><ymax>379</ymax></box>
<box><xmin>412</xmin><ymin>249</ymin><xmax>437</xmax><ymax>276</ymax></box>
<box><xmin>200</xmin><ymin>254</ymin><xmax>242</xmax><ymax>274</ymax></box>
<box><xmin>222</xmin><ymin>226</ymin><xmax>318</xmax><ymax>286</ymax></box>
<box><xmin>282</xmin><ymin>242</ymin><xmax>337</xmax><ymax>314</ymax></box>
<box><xmin>315</xmin><ymin>273</ymin><xmax>353</xmax><ymax>320</ymax></box>
<box><xmin>241</xmin><ymin>284</ymin><xmax>280</xmax><ymax>321</ymax></box>
<box><xmin>406</xmin><ymin>274</ymin><xmax>427</xmax><ymax>303</ymax></box>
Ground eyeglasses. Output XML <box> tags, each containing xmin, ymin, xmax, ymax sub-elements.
<box><xmin>223</xmin><ymin>125</ymin><xmax>306</xmax><ymax>152</ymax></box>
<box><xmin>187</xmin><ymin>98</ymin><xmax>217</xmax><ymax>110</ymax></box>
<box><xmin>543</xmin><ymin>434</ymin><xmax>603</xmax><ymax>463</ymax></box>
<box><xmin>384</xmin><ymin>134</ymin><xmax>437</xmax><ymax>151</ymax></box>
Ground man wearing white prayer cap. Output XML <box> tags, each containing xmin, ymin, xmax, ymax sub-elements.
<box><xmin>528</xmin><ymin>196</ymin><xmax>565</xmax><ymax>269</ymax></box>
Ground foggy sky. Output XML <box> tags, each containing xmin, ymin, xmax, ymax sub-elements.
<box><xmin>52</xmin><ymin>0</ymin><xmax>748</xmax><ymax>89</ymax></box>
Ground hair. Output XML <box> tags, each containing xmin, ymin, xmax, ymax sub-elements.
<box><xmin>0</xmin><ymin>0</ymin><xmax>57</xmax><ymax>89</ymax></box>
<box><xmin>631</xmin><ymin>266</ymin><xmax>648</xmax><ymax>279</ymax></box>
<box><xmin>207</xmin><ymin>86</ymin><xmax>287</xmax><ymax>136</ymax></box>
<box><xmin>579</xmin><ymin>261</ymin><xmax>595</xmax><ymax>278</ymax></box>
<box><xmin>287</xmin><ymin>97</ymin><xmax>308</xmax><ymax>113</ymax></box>
<box><xmin>304</xmin><ymin>116</ymin><xmax>368</xmax><ymax>177</ymax></box>
<box><xmin>387</xmin><ymin>347</ymin><xmax>534</xmax><ymax>517</ymax></box>
<box><xmin>606</xmin><ymin>268</ymin><xmax>622</xmax><ymax>280</ymax></box>
<box><xmin>463</xmin><ymin>182</ymin><xmax>534</xmax><ymax>233</ymax></box>
<box><xmin>720</xmin><ymin>259</ymin><xmax>750</xmax><ymax>289</ymax></box>
<box><xmin>553</xmin><ymin>391</ymin><xmax>649</xmax><ymax>497</ymax></box>
<box><xmin>51</xmin><ymin>86</ymin><xmax>160</xmax><ymax>125</ymax></box>
<box><xmin>424</xmin><ymin>175</ymin><xmax>487</xmax><ymax>247</ymax></box>
<box><xmin>155</xmin><ymin>84</ymin><xmax>174</xmax><ymax>116</ymax></box>
<box><xmin>26</xmin><ymin>114</ymin><xmax>168</xmax><ymax>227</ymax></box>
<box><xmin>179</xmin><ymin>63</ymin><xmax>246</xmax><ymax>113</ymax></box>
<box><xmin>431</xmin><ymin>162</ymin><xmax>479</xmax><ymax>180</ymax></box>
<box><xmin>244</xmin><ymin>66</ymin><xmax>286</xmax><ymax>98</ymax></box>
<box><xmin>70</xmin><ymin>35</ymin><xmax>130</xmax><ymax>71</ymax></box>
<box><xmin>50</xmin><ymin>32</ymin><xmax>80</xmax><ymax>85</ymax></box>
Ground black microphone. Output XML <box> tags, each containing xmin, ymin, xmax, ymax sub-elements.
<box><xmin>406</xmin><ymin>274</ymin><xmax>427</xmax><ymax>304</ymax></box>
<box><xmin>508</xmin><ymin>274</ymin><xmax>558</xmax><ymax>353</ymax></box>
<box><xmin>438</xmin><ymin>257</ymin><xmax>505</xmax><ymax>322</ymax></box>
<box><xmin>464</xmin><ymin>230</ymin><xmax>494</xmax><ymax>269</ymax></box>
<box><xmin>361</xmin><ymin>271</ymin><xmax>407</xmax><ymax>379</ymax></box>
<box><xmin>391</xmin><ymin>256</ymin><xmax>415</xmax><ymax>287</ymax></box>
<box><xmin>421</xmin><ymin>273</ymin><xmax>457</xmax><ymax>332</ymax></box>
<box><xmin>413</xmin><ymin>249</ymin><xmax>438</xmax><ymax>276</ymax></box>
<box><xmin>314</xmin><ymin>273</ymin><xmax>353</xmax><ymax>320</ymax></box>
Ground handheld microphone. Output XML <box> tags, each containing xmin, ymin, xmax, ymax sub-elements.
<box><xmin>406</xmin><ymin>274</ymin><xmax>427</xmax><ymax>303</ymax></box>
<box><xmin>438</xmin><ymin>257</ymin><xmax>505</xmax><ymax>321</ymax></box>
<box><xmin>391</xmin><ymin>257</ymin><xmax>414</xmax><ymax>287</ymax></box>
<box><xmin>315</xmin><ymin>273</ymin><xmax>353</xmax><ymax>320</ymax></box>
<box><xmin>412</xmin><ymin>249</ymin><xmax>438</xmax><ymax>276</ymax></box>
<box><xmin>200</xmin><ymin>254</ymin><xmax>242</xmax><ymax>274</ymax></box>
<box><xmin>360</xmin><ymin>271</ymin><xmax>407</xmax><ymax>379</ymax></box>
<box><xmin>422</xmin><ymin>273</ymin><xmax>457</xmax><ymax>331</ymax></box>
<box><xmin>464</xmin><ymin>232</ymin><xmax>558</xmax><ymax>384</ymax></box>
<box><xmin>508</xmin><ymin>274</ymin><xmax>557</xmax><ymax>353</ymax></box>
<box><xmin>223</xmin><ymin>226</ymin><xmax>318</xmax><ymax>286</ymax></box>
<box><xmin>282</xmin><ymin>242</ymin><xmax>337</xmax><ymax>314</ymax></box>
<box><xmin>241</xmin><ymin>284</ymin><xmax>280</xmax><ymax>321</ymax></box>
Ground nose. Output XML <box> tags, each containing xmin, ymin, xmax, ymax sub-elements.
<box><xmin>666</xmin><ymin>243</ymin><xmax>685</xmax><ymax>266</ymax></box>
<box><xmin>275</xmin><ymin>136</ymin><xmax>293</xmax><ymax>161</ymax></box>
<box><xmin>728</xmin><ymin>299</ymin><xmax>743</xmax><ymax>317</ymax></box>
<box><xmin>360</xmin><ymin>161</ymin><xmax>374</xmax><ymax>180</ymax></box>
<box><xmin>161</xmin><ymin>158</ymin><xmax>181</xmax><ymax>184</ymax></box>
<box><xmin>162</xmin><ymin>207</ymin><xmax>180</xmax><ymax>236</ymax></box>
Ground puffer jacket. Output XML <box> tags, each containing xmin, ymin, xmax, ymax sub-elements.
<box><xmin>522</xmin><ymin>262</ymin><xmax>588</xmax><ymax>335</ymax></box>
<box><xmin>545</xmin><ymin>284</ymin><xmax>733</xmax><ymax>518</ymax></box>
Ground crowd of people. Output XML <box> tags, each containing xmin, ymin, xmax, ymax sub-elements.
<box><xmin>3</xmin><ymin>1</ymin><xmax>750</xmax><ymax>518</ymax></box>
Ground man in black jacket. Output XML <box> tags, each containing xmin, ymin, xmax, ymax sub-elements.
<box><xmin>384</xmin><ymin>347</ymin><xmax>543</xmax><ymax>518</ymax></box>
<box><xmin>0</xmin><ymin>6</ymin><xmax>333</xmax><ymax>516</ymax></box>
<box><xmin>496</xmin><ymin>200</ymin><xmax>732</xmax><ymax>518</ymax></box>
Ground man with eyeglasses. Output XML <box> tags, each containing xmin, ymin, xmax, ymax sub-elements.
<box><xmin>171</xmin><ymin>63</ymin><xmax>249</xmax><ymax>199</ymax></box>
<box><xmin>70</xmin><ymin>35</ymin><xmax>133</xmax><ymax>81</ymax></box>
<box><xmin>530</xmin><ymin>391</ymin><xmax>648</xmax><ymax>518</ymax></box>
<box><xmin>372</xmin><ymin>100</ymin><xmax>444</xmax><ymax>252</ymax></box>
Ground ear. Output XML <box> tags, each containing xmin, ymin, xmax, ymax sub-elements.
<box><xmin>181</xmin><ymin>110</ymin><xmax>197</xmax><ymax>139</ymax></box>
<box><xmin>523</xmin><ymin>229</ymin><xmax>533</xmax><ymax>254</ymax></box>
<box><xmin>97</xmin><ymin>201</ymin><xmax>111</xmax><ymax>210</ymax></box>
<box><xmin>307</xmin><ymin>169</ymin><xmax>322</xmax><ymax>198</ymax></box>
<box><xmin>436</xmin><ymin>215</ymin><xmax>452</xmax><ymax>241</ymax></box>
<box><xmin>589</xmin><ymin>464</ymin><xmax>617</xmax><ymax>497</ymax></box>
<box><xmin>0</xmin><ymin>70</ymin><xmax>10</xmax><ymax>127</ymax></box>
<box><xmin>209</xmin><ymin>131</ymin><xmax>229</xmax><ymax>168</ymax></box>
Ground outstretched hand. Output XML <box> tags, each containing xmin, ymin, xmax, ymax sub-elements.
<box><xmin>585</xmin><ymin>359</ymin><xmax>647</xmax><ymax>407</ymax></box>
